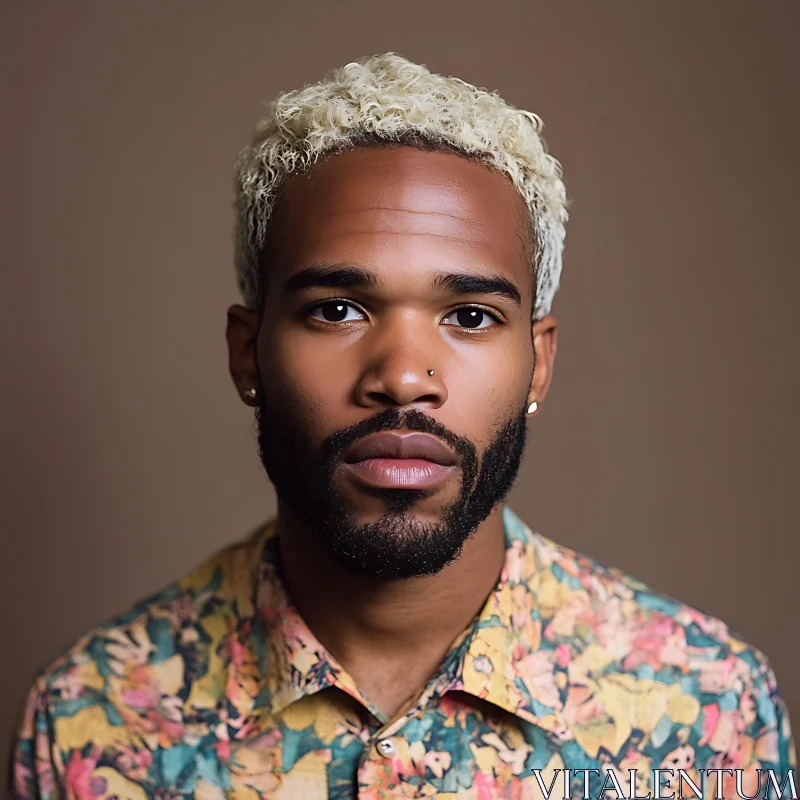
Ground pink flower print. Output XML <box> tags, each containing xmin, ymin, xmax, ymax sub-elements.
<box><xmin>215</xmin><ymin>739</ymin><xmax>231</xmax><ymax>761</ymax></box>
<box><xmin>148</xmin><ymin>708</ymin><xmax>184</xmax><ymax>748</ymax></box>
<box><xmin>706</xmin><ymin>710</ymin><xmax>741</xmax><ymax>754</ymax></box>
<box><xmin>623</xmin><ymin>616</ymin><xmax>681</xmax><ymax>671</ymax></box>
<box><xmin>473</xmin><ymin>769</ymin><xmax>498</xmax><ymax>800</ymax></box>
<box><xmin>698</xmin><ymin>658</ymin><xmax>737</xmax><ymax>694</ymax></box>
<box><xmin>65</xmin><ymin>748</ymin><xmax>100</xmax><ymax>799</ymax></box>
<box><xmin>725</xmin><ymin>731</ymin><xmax>750</xmax><ymax>769</ymax></box>
<box><xmin>699</xmin><ymin>703</ymin><xmax>720</xmax><ymax>747</ymax></box>
<box><xmin>514</xmin><ymin>651</ymin><xmax>561</xmax><ymax>710</ymax></box>
<box><xmin>119</xmin><ymin>680</ymin><xmax>159</xmax><ymax>711</ymax></box>
<box><xmin>684</xmin><ymin>607</ymin><xmax>729</xmax><ymax>641</ymax></box>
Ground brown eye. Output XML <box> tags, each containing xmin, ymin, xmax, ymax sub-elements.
<box><xmin>309</xmin><ymin>301</ymin><xmax>367</xmax><ymax>323</ymax></box>
<box><xmin>442</xmin><ymin>307</ymin><xmax>499</xmax><ymax>329</ymax></box>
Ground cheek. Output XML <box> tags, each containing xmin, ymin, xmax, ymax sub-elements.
<box><xmin>445</xmin><ymin>343</ymin><xmax>531</xmax><ymax>442</ymax></box>
<box><xmin>456</xmin><ymin>336</ymin><xmax>533</xmax><ymax>398</ymax></box>
<box><xmin>259</xmin><ymin>327</ymin><xmax>354</xmax><ymax>426</ymax></box>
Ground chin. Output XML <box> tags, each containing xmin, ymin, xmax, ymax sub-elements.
<box><xmin>339</xmin><ymin>479</ymin><xmax>460</xmax><ymax>521</ymax></box>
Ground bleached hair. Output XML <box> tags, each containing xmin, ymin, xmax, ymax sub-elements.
<box><xmin>234</xmin><ymin>52</ymin><xmax>569</xmax><ymax>320</ymax></box>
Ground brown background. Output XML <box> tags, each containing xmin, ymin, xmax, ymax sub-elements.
<box><xmin>2</xmin><ymin>1</ymin><xmax>798</xmax><ymax>787</ymax></box>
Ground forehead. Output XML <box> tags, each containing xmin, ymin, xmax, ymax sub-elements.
<box><xmin>265</xmin><ymin>146</ymin><xmax>532</xmax><ymax>288</ymax></box>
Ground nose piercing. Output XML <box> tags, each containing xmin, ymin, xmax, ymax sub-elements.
<box><xmin>427</xmin><ymin>369</ymin><xmax>435</xmax><ymax>376</ymax></box>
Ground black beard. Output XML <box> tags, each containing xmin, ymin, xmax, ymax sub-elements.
<box><xmin>255</xmin><ymin>404</ymin><xmax>528</xmax><ymax>579</ymax></box>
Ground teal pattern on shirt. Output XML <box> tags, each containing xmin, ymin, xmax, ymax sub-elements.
<box><xmin>11</xmin><ymin>508</ymin><xmax>796</xmax><ymax>798</ymax></box>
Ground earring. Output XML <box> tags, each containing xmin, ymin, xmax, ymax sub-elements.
<box><xmin>527</xmin><ymin>401</ymin><xmax>538</xmax><ymax>415</ymax></box>
<box><xmin>244</xmin><ymin>387</ymin><xmax>257</xmax><ymax>401</ymax></box>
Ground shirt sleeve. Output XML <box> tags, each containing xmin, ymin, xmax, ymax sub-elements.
<box><xmin>748</xmin><ymin>652</ymin><xmax>796</xmax><ymax>797</ymax></box>
<box><xmin>9</xmin><ymin>676</ymin><xmax>64</xmax><ymax>800</ymax></box>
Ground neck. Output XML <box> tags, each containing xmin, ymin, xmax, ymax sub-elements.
<box><xmin>275</xmin><ymin>501</ymin><xmax>508</xmax><ymax>716</ymax></box>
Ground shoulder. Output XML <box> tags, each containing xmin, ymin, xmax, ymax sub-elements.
<box><xmin>507</xmin><ymin>510</ymin><xmax>795</xmax><ymax>770</ymax></box>
<box><xmin>10</xmin><ymin>523</ymin><xmax>271</xmax><ymax>798</ymax></box>
<box><xmin>37</xmin><ymin>522</ymin><xmax>267</xmax><ymax>699</ymax></box>
<box><xmin>528</xmin><ymin>522</ymin><xmax>769</xmax><ymax>684</ymax></box>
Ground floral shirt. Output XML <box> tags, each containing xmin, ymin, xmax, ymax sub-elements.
<box><xmin>11</xmin><ymin>507</ymin><xmax>795</xmax><ymax>799</ymax></box>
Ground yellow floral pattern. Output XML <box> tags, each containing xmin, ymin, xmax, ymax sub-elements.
<box><xmin>11</xmin><ymin>508</ymin><xmax>795</xmax><ymax>798</ymax></box>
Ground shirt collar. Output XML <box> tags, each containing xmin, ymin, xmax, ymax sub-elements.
<box><xmin>231</xmin><ymin>506</ymin><xmax>547</xmax><ymax>727</ymax></box>
<box><xmin>454</xmin><ymin>506</ymin><xmax>550</xmax><ymax>725</ymax></box>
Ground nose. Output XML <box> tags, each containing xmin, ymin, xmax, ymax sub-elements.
<box><xmin>352</xmin><ymin>315</ymin><xmax>448</xmax><ymax>411</ymax></box>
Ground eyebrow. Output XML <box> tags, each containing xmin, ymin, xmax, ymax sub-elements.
<box><xmin>432</xmin><ymin>272</ymin><xmax>522</xmax><ymax>308</ymax></box>
<box><xmin>282</xmin><ymin>262</ymin><xmax>522</xmax><ymax>307</ymax></box>
<box><xmin>282</xmin><ymin>263</ymin><xmax>380</xmax><ymax>295</ymax></box>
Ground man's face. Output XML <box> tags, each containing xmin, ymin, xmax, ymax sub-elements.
<box><xmin>229</xmin><ymin>146</ymin><xmax>556</xmax><ymax>579</ymax></box>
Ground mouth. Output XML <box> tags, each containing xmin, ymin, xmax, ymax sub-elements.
<box><xmin>341</xmin><ymin>431</ymin><xmax>458</xmax><ymax>490</ymax></box>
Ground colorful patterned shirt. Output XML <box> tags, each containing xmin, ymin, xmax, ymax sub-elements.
<box><xmin>11</xmin><ymin>507</ymin><xmax>795</xmax><ymax>799</ymax></box>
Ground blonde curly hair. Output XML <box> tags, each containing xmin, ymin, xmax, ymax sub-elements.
<box><xmin>234</xmin><ymin>52</ymin><xmax>569</xmax><ymax>320</ymax></box>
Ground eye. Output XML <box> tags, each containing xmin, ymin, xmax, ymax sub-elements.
<box><xmin>441</xmin><ymin>307</ymin><xmax>500</xmax><ymax>330</ymax></box>
<box><xmin>308</xmin><ymin>300</ymin><xmax>367</xmax><ymax>323</ymax></box>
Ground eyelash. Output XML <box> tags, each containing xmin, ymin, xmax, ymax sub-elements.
<box><xmin>306</xmin><ymin>298</ymin><xmax>504</xmax><ymax>332</ymax></box>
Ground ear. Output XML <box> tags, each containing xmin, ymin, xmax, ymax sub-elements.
<box><xmin>226</xmin><ymin>304</ymin><xmax>261</xmax><ymax>407</ymax></box>
<box><xmin>527</xmin><ymin>314</ymin><xmax>558</xmax><ymax>414</ymax></box>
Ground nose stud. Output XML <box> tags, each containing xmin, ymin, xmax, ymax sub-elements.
<box><xmin>427</xmin><ymin>369</ymin><xmax>435</xmax><ymax>376</ymax></box>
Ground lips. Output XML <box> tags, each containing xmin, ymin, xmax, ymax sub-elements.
<box><xmin>344</xmin><ymin>432</ymin><xmax>457</xmax><ymax>466</ymax></box>
<box><xmin>341</xmin><ymin>432</ymin><xmax>458</xmax><ymax>490</ymax></box>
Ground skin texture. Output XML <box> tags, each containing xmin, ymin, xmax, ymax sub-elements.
<box><xmin>226</xmin><ymin>146</ymin><xmax>558</xmax><ymax>718</ymax></box>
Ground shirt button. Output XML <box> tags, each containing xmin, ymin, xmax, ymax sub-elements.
<box><xmin>375</xmin><ymin>738</ymin><xmax>396</xmax><ymax>757</ymax></box>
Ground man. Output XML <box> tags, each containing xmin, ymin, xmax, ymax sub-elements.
<box><xmin>11</xmin><ymin>53</ymin><xmax>794</xmax><ymax>800</ymax></box>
